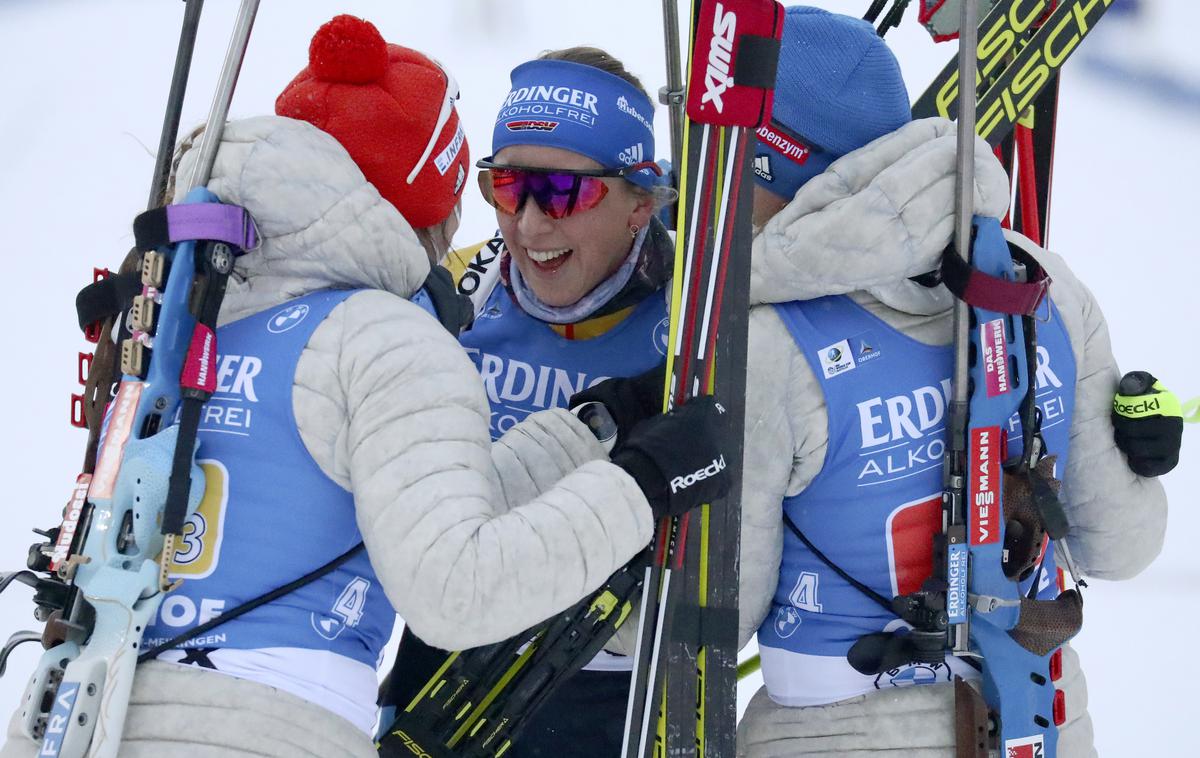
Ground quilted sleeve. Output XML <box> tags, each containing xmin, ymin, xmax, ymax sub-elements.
<box><xmin>294</xmin><ymin>291</ymin><xmax>655</xmax><ymax>650</ymax></box>
<box><xmin>1018</xmin><ymin>237</ymin><xmax>1167</xmax><ymax>580</ymax></box>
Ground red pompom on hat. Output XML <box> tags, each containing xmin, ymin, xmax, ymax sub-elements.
<box><xmin>276</xmin><ymin>15</ymin><xmax>468</xmax><ymax>229</ymax></box>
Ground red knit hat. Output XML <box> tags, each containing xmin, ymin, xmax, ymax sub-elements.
<box><xmin>275</xmin><ymin>15</ymin><xmax>468</xmax><ymax>229</ymax></box>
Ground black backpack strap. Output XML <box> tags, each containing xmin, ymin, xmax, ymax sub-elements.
<box><xmin>137</xmin><ymin>541</ymin><xmax>364</xmax><ymax>662</ymax></box>
<box><xmin>782</xmin><ymin>512</ymin><xmax>893</xmax><ymax>615</ymax></box>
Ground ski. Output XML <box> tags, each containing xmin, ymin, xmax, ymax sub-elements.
<box><xmin>377</xmin><ymin>558</ymin><xmax>646</xmax><ymax>758</ymax></box>
<box><xmin>912</xmin><ymin>0</ymin><xmax>1028</xmax><ymax>122</ymax></box>
<box><xmin>912</xmin><ymin>0</ymin><xmax>1115</xmax><ymax>148</ymax></box>
<box><xmin>1015</xmin><ymin>79</ymin><xmax>1061</xmax><ymax>245</ymax></box>
<box><xmin>0</xmin><ymin>3</ymin><xmax>261</xmax><ymax>757</ymax></box>
<box><xmin>622</xmin><ymin>2</ymin><xmax>781</xmax><ymax>757</ymax></box>
<box><xmin>973</xmin><ymin>0</ymin><xmax>1111</xmax><ymax>144</ymax></box>
<box><xmin>912</xmin><ymin>2</ymin><xmax>1077</xmax><ymax>246</ymax></box>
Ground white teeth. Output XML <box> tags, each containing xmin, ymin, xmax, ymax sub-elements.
<box><xmin>527</xmin><ymin>248</ymin><xmax>571</xmax><ymax>263</ymax></box>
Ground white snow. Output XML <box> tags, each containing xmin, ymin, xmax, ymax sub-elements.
<box><xmin>0</xmin><ymin>1</ymin><xmax>1195</xmax><ymax>754</ymax></box>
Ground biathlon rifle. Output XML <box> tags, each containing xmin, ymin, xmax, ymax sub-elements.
<box><xmin>0</xmin><ymin>3</ymin><xmax>262</xmax><ymax>756</ymax></box>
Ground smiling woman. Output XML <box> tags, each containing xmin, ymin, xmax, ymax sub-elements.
<box><xmin>381</xmin><ymin>46</ymin><xmax>681</xmax><ymax>758</ymax></box>
<box><xmin>480</xmin><ymin>148</ymin><xmax>663</xmax><ymax>307</ymax></box>
<box><xmin>0</xmin><ymin>17</ymin><xmax>710</xmax><ymax>758</ymax></box>
<box><xmin>473</xmin><ymin>50</ymin><xmax>675</xmax><ymax>319</ymax></box>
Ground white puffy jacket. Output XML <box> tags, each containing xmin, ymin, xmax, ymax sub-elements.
<box><xmin>2</xmin><ymin>116</ymin><xmax>654</xmax><ymax>758</ymax></box>
<box><xmin>736</xmin><ymin>118</ymin><xmax>1167</xmax><ymax>757</ymax></box>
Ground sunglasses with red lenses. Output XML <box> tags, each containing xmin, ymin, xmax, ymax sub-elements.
<box><xmin>476</xmin><ymin>158</ymin><xmax>662</xmax><ymax>220</ymax></box>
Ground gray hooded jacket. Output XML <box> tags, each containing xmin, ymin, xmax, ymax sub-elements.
<box><xmin>735</xmin><ymin>118</ymin><xmax>1165</xmax><ymax>758</ymax></box>
<box><xmin>3</xmin><ymin>115</ymin><xmax>654</xmax><ymax>758</ymax></box>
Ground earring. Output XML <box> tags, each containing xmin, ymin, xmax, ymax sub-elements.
<box><xmin>629</xmin><ymin>224</ymin><xmax>640</xmax><ymax>238</ymax></box>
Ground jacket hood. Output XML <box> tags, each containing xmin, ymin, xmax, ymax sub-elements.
<box><xmin>173</xmin><ymin>116</ymin><xmax>431</xmax><ymax>325</ymax></box>
<box><xmin>750</xmin><ymin>117</ymin><xmax>1012</xmax><ymax>315</ymax></box>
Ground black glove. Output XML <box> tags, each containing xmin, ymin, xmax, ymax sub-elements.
<box><xmin>611</xmin><ymin>396</ymin><xmax>730</xmax><ymax>520</ymax></box>
<box><xmin>1113</xmin><ymin>371</ymin><xmax>1183</xmax><ymax>477</ymax></box>
<box><xmin>570</xmin><ymin>361</ymin><xmax>667</xmax><ymax>444</ymax></box>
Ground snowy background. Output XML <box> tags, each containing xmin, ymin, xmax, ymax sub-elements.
<box><xmin>0</xmin><ymin>0</ymin><xmax>1196</xmax><ymax>754</ymax></box>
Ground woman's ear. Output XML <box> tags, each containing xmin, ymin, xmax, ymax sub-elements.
<box><xmin>627</xmin><ymin>190</ymin><xmax>656</xmax><ymax>230</ymax></box>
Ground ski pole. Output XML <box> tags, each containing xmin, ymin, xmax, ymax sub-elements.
<box><xmin>946</xmin><ymin>0</ymin><xmax>979</xmax><ymax>658</ymax></box>
<box><xmin>148</xmin><ymin>0</ymin><xmax>205</xmax><ymax>209</ymax></box>
<box><xmin>863</xmin><ymin>0</ymin><xmax>888</xmax><ymax>23</ymax></box>
<box><xmin>875</xmin><ymin>0</ymin><xmax>912</xmax><ymax>37</ymax></box>
<box><xmin>187</xmin><ymin>0</ymin><xmax>260</xmax><ymax>192</ymax></box>
<box><xmin>161</xmin><ymin>0</ymin><xmax>261</xmax><ymax>552</ymax></box>
<box><xmin>736</xmin><ymin>654</ymin><xmax>760</xmax><ymax>680</ymax></box>
<box><xmin>660</xmin><ymin>0</ymin><xmax>685</xmax><ymax>183</ymax></box>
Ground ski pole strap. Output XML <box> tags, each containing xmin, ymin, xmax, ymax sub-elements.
<box><xmin>782</xmin><ymin>512</ymin><xmax>893</xmax><ymax>615</ymax></box>
<box><xmin>940</xmin><ymin>241</ymin><xmax>1051</xmax><ymax>316</ymax></box>
<box><xmin>75</xmin><ymin>271</ymin><xmax>143</xmax><ymax>332</ymax></box>
<box><xmin>137</xmin><ymin>541</ymin><xmax>365</xmax><ymax>663</ymax></box>
<box><xmin>133</xmin><ymin>203</ymin><xmax>259</xmax><ymax>253</ymax></box>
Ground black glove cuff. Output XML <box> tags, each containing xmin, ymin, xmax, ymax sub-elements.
<box><xmin>612</xmin><ymin>446</ymin><xmax>668</xmax><ymax>509</ymax></box>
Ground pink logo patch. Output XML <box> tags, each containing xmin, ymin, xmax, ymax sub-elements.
<box><xmin>182</xmin><ymin>325</ymin><xmax>217</xmax><ymax>394</ymax></box>
<box><xmin>981</xmin><ymin>318</ymin><xmax>1011</xmax><ymax>397</ymax></box>
<box><xmin>970</xmin><ymin>426</ymin><xmax>1001</xmax><ymax>546</ymax></box>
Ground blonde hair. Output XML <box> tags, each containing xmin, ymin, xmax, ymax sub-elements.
<box><xmin>161</xmin><ymin>123</ymin><xmax>207</xmax><ymax>207</ymax></box>
<box><xmin>538</xmin><ymin>46</ymin><xmax>650</xmax><ymax>100</ymax></box>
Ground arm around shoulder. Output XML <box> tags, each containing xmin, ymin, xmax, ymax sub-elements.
<box><xmin>296</xmin><ymin>290</ymin><xmax>655</xmax><ymax>650</ymax></box>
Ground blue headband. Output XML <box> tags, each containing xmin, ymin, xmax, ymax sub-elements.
<box><xmin>752</xmin><ymin>122</ymin><xmax>834</xmax><ymax>201</ymax></box>
<box><xmin>492</xmin><ymin>59</ymin><xmax>658</xmax><ymax>190</ymax></box>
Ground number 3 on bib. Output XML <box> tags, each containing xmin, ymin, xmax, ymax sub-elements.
<box><xmin>168</xmin><ymin>459</ymin><xmax>229</xmax><ymax>579</ymax></box>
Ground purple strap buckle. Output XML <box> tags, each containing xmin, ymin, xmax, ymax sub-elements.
<box><xmin>133</xmin><ymin>203</ymin><xmax>259</xmax><ymax>254</ymax></box>
<box><xmin>164</xmin><ymin>203</ymin><xmax>259</xmax><ymax>251</ymax></box>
